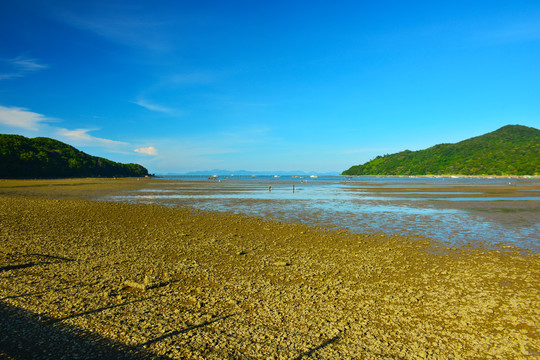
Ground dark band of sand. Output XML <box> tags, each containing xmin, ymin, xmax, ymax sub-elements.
<box><xmin>0</xmin><ymin>179</ymin><xmax>538</xmax><ymax>358</ymax></box>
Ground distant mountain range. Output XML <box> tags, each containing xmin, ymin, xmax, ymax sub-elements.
<box><xmin>172</xmin><ymin>170</ymin><xmax>339</xmax><ymax>176</ymax></box>
<box><xmin>342</xmin><ymin>125</ymin><xmax>540</xmax><ymax>176</ymax></box>
<box><xmin>0</xmin><ymin>134</ymin><xmax>149</xmax><ymax>179</ymax></box>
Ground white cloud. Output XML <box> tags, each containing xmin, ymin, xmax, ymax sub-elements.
<box><xmin>133</xmin><ymin>99</ymin><xmax>173</xmax><ymax>114</ymax></box>
<box><xmin>0</xmin><ymin>105</ymin><xmax>127</xmax><ymax>149</ymax></box>
<box><xmin>0</xmin><ymin>105</ymin><xmax>52</xmax><ymax>130</ymax></box>
<box><xmin>11</xmin><ymin>56</ymin><xmax>48</xmax><ymax>71</ymax></box>
<box><xmin>134</xmin><ymin>146</ymin><xmax>158</xmax><ymax>155</ymax></box>
<box><xmin>55</xmin><ymin>4</ymin><xmax>172</xmax><ymax>52</ymax></box>
<box><xmin>57</xmin><ymin>128</ymin><xmax>128</xmax><ymax>147</ymax></box>
<box><xmin>0</xmin><ymin>104</ymin><xmax>131</xmax><ymax>152</ymax></box>
<box><xmin>0</xmin><ymin>56</ymin><xmax>48</xmax><ymax>80</ymax></box>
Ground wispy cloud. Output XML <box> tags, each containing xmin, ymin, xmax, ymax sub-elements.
<box><xmin>0</xmin><ymin>56</ymin><xmax>48</xmax><ymax>80</ymax></box>
<box><xmin>134</xmin><ymin>146</ymin><xmax>158</xmax><ymax>155</ymax></box>
<box><xmin>57</xmin><ymin>128</ymin><xmax>128</xmax><ymax>147</ymax></box>
<box><xmin>133</xmin><ymin>99</ymin><xmax>174</xmax><ymax>114</ymax></box>
<box><xmin>0</xmin><ymin>105</ymin><xmax>52</xmax><ymax>130</ymax></box>
<box><xmin>55</xmin><ymin>3</ymin><xmax>172</xmax><ymax>52</ymax></box>
<box><xmin>0</xmin><ymin>105</ymin><xmax>130</xmax><ymax>151</ymax></box>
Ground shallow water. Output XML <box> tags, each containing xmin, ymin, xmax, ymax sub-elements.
<box><xmin>108</xmin><ymin>176</ymin><xmax>540</xmax><ymax>250</ymax></box>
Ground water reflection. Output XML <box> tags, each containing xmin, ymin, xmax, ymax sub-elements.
<box><xmin>108</xmin><ymin>176</ymin><xmax>540</xmax><ymax>250</ymax></box>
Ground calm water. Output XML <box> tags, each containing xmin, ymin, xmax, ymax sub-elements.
<box><xmin>108</xmin><ymin>175</ymin><xmax>540</xmax><ymax>251</ymax></box>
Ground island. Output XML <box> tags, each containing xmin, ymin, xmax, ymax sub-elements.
<box><xmin>342</xmin><ymin>124</ymin><xmax>539</xmax><ymax>176</ymax></box>
<box><xmin>0</xmin><ymin>134</ymin><xmax>149</xmax><ymax>179</ymax></box>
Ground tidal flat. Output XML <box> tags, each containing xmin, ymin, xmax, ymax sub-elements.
<box><xmin>0</xmin><ymin>179</ymin><xmax>539</xmax><ymax>359</ymax></box>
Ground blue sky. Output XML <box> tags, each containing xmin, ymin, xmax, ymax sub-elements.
<box><xmin>1</xmin><ymin>1</ymin><xmax>539</xmax><ymax>174</ymax></box>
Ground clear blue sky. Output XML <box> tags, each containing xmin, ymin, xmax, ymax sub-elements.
<box><xmin>1</xmin><ymin>1</ymin><xmax>539</xmax><ymax>174</ymax></box>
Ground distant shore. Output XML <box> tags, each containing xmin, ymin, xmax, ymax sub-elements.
<box><xmin>1</xmin><ymin>179</ymin><xmax>539</xmax><ymax>359</ymax></box>
<box><xmin>1</xmin><ymin>173</ymin><xmax>538</xmax><ymax>181</ymax></box>
<box><xmin>338</xmin><ymin>174</ymin><xmax>540</xmax><ymax>178</ymax></box>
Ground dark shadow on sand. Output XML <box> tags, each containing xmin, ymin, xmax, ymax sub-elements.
<box><xmin>0</xmin><ymin>253</ymin><xmax>73</xmax><ymax>273</ymax></box>
<box><xmin>0</xmin><ymin>263</ymin><xmax>38</xmax><ymax>272</ymax></box>
<box><xmin>0</xmin><ymin>301</ymin><xmax>168</xmax><ymax>359</ymax></box>
<box><xmin>27</xmin><ymin>253</ymin><xmax>75</xmax><ymax>262</ymax></box>
<box><xmin>137</xmin><ymin>314</ymin><xmax>233</xmax><ymax>348</ymax></box>
<box><xmin>293</xmin><ymin>335</ymin><xmax>340</xmax><ymax>359</ymax></box>
<box><xmin>45</xmin><ymin>295</ymin><xmax>164</xmax><ymax>325</ymax></box>
<box><xmin>1</xmin><ymin>286</ymin><xmax>76</xmax><ymax>301</ymax></box>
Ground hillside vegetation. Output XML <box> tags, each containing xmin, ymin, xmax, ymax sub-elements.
<box><xmin>342</xmin><ymin>125</ymin><xmax>540</xmax><ymax>176</ymax></box>
<box><xmin>0</xmin><ymin>134</ymin><xmax>149</xmax><ymax>179</ymax></box>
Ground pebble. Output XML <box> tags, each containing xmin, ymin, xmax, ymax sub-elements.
<box><xmin>0</xmin><ymin>182</ymin><xmax>538</xmax><ymax>360</ymax></box>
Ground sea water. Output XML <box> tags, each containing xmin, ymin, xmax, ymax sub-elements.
<box><xmin>108</xmin><ymin>175</ymin><xmax>540</xmax><ymax>251</ymax></box>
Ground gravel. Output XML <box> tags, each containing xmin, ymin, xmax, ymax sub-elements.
<box><xmin>0</xmin><ymin>181</ymin><xmax>539</xmax><ymax>359</ymax></box>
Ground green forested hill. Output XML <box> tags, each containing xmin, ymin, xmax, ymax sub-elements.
<box><xmin>0</xmin><ymin>134</ymin><xmax>149</xmax><ymax>179</ymax></box>
<box><xmin>342</xmin><ymin>125</ymin><xmax>540</xmax><ymax>176</ymax></box>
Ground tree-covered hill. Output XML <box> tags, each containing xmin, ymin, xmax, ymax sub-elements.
<box><xmin>0</xmin><ymin>134</ymin><xmax>149</xmax><ymax>179</ymax></box>
<box><xmin>342</xmin><ymin>125</ymin><xmax>540</xmax><ymax>176</ymax></box>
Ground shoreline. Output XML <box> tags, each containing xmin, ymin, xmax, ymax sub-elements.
<box><xmin>1</xmin><ymin>173</ymin><xmax>539</xmax><ymax>180</ymax></box>
<box><xmin>338</xmin><ymin>174</ymin><xmax>540</xmax><ymax>179</ymax></box>
<box><xmin>1</xmin><ymin>178</ymin><xmax>539</xmax><ymax>253</ymax></box>
<box><xmin>1</xmin><ymin>180</ymin><xmax>539</xmax><ymax>358</ymax></box>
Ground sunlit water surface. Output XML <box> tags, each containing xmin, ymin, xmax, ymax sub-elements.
<box><xmin>107</xmin><ymin>176</ymin><xmax>540</xmax><ymax>251</ymax></box>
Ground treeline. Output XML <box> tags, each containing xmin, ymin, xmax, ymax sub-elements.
<box><xmin>0</xmin><ymin>134</ymin><xmax>149</xmax><ymax>179</ymax></box>
<box><xmin>343</xmin><ymin>125</ymin><xmax>540</xmax><ymax>176</ymax></box>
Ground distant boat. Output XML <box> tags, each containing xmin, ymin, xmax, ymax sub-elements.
<box><xmin>310</xmin><ymin>175</ymin><xmax>318</xmax><ymax>178</ymax></box>
<box><xmin>274</xmin><ymin>175</ymin><xmax>280</xmax><ymax>178</ymax></box>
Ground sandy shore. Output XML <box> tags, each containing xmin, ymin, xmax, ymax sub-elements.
<box><xmin>0</xmin><ymin>179</ymin><xmax>539</xmax><ymax>359</ymax></box>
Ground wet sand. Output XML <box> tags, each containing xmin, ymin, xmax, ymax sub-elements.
<box><xmin>1</xmin><ymin>179</ymin><xmax>539</xmax><ymax>359</ymax></box>
<box><xmin>97</xmin><ymin>177</ymin><xmax>540</xmax><ymax>250</ymax></box>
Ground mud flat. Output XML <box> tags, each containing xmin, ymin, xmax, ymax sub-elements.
<box><xmin>0</xmin><ymin>179</ymin><xmax>539</xmax><ymax>359</ymax></box>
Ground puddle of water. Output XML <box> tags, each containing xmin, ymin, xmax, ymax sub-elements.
<box><xmin>377</xmin><ymin>192</ymin><xmax>484</xmax><ymax>195</ymax></box>
<box><xmin>107</xmin><ymin>177</ymin><xmax>540</xmax><ymax>251</ymax></box>
<box><xmin>441</xmin><ymin>197</ymin><xmax>540</xmax><ymax>201</ymax></box>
